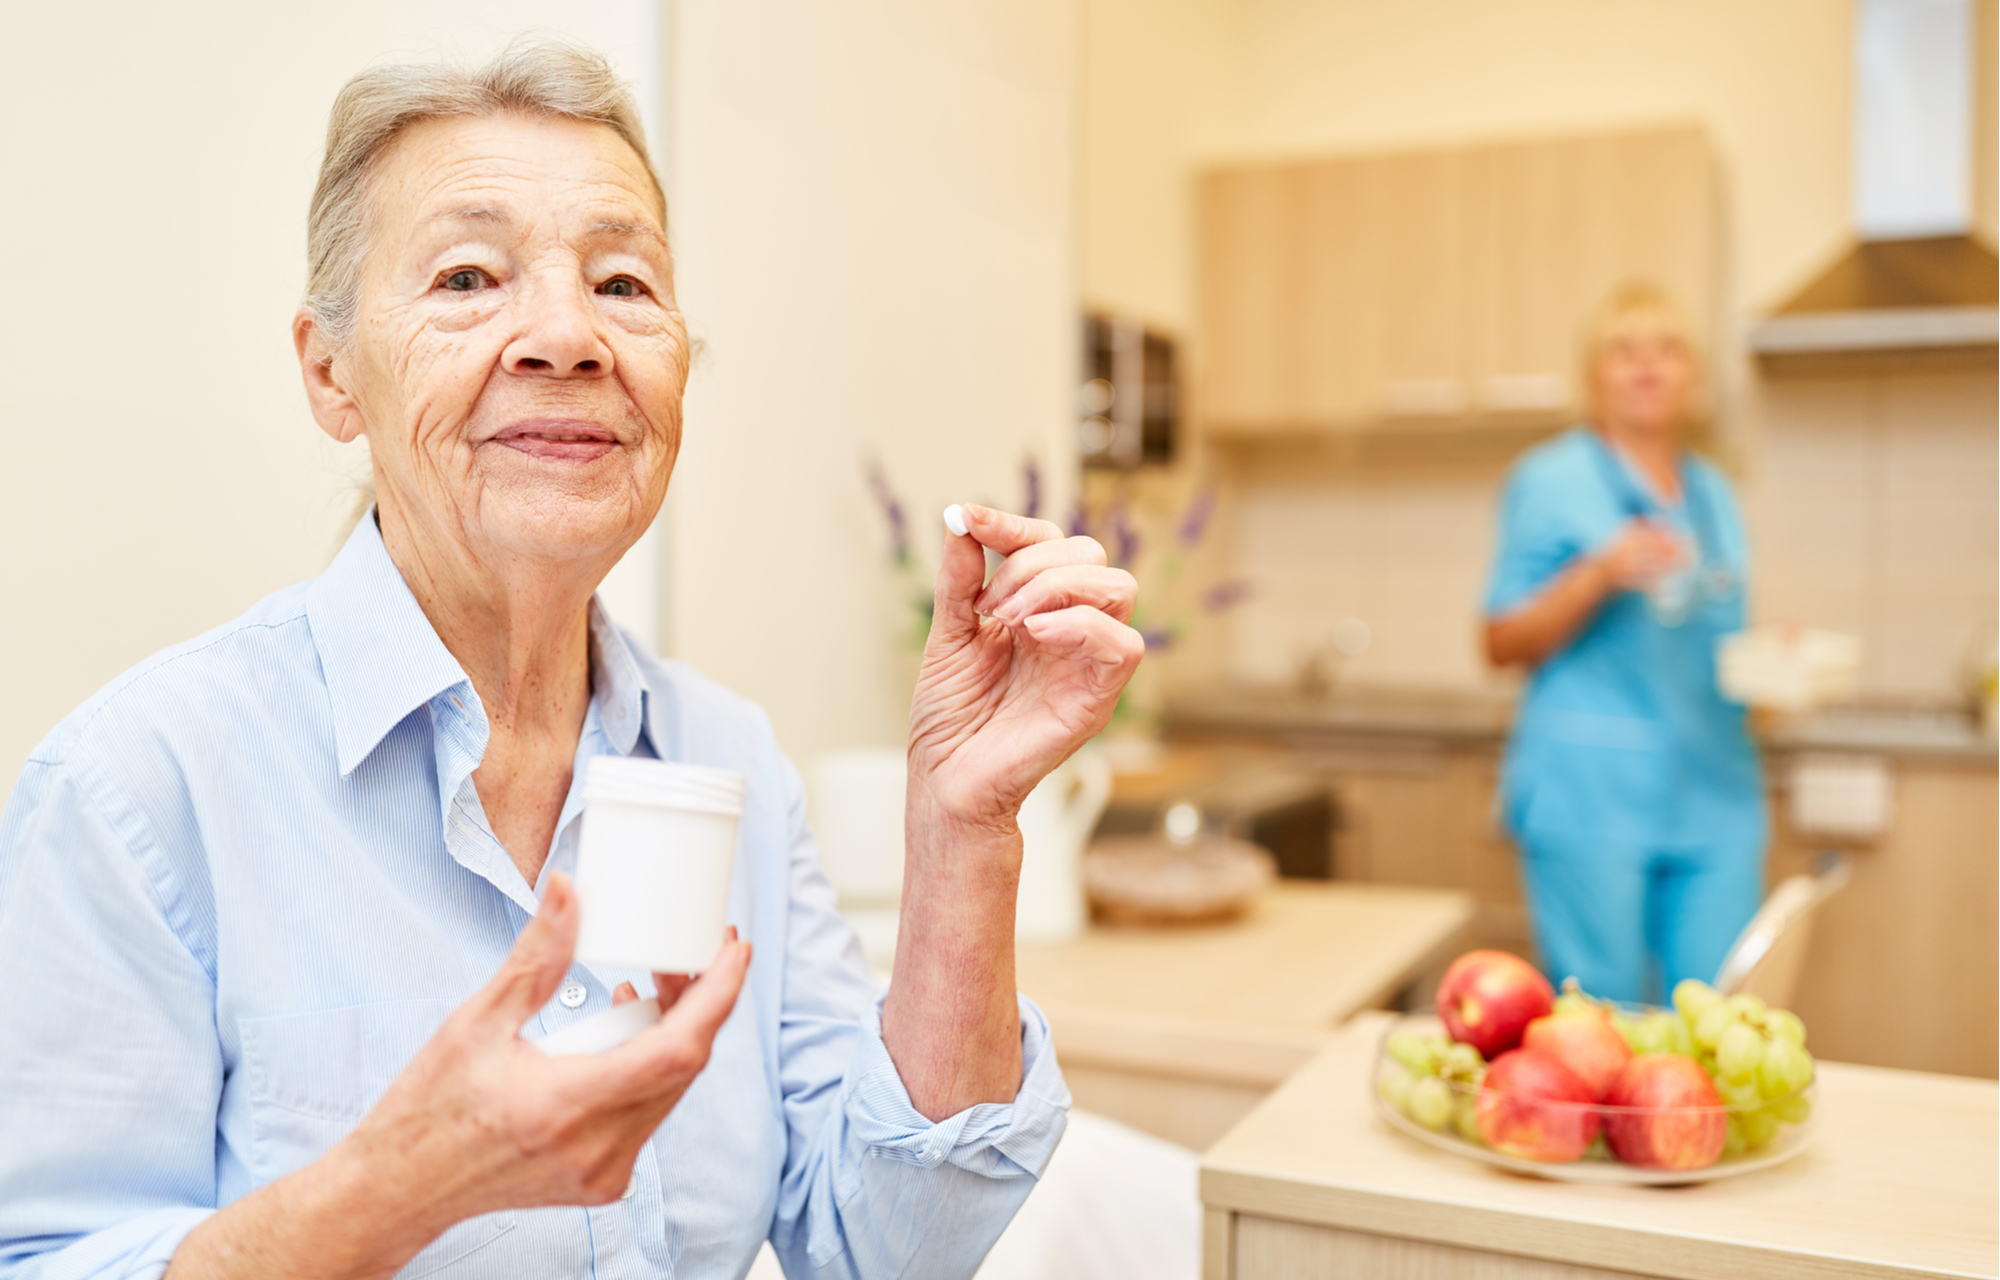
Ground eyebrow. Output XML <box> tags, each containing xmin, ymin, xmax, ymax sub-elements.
<box><xmin>425</xmin><ymin>205</ymin><xmax>510</xmax><ymax>227</ymax></box>
<box><xmin>585</xmin><ymin>218</ymin><xmax>669</xmax><ymax>249</ymax></box>
<box><xmin>420</xmin><ymin>207</ymin><xmax>666</xmax><ymax>249</ymax></box>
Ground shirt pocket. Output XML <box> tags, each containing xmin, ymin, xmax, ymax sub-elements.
<box><xmin>238</xmin><ymin>999</ymin><xmax>516</xmax><ymax>1275</ymax></box>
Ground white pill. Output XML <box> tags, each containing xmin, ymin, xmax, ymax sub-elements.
<box><xmin>942</xmin><ymin>504</ymin><xmax>969</xmax><ymax>537</ymax></box>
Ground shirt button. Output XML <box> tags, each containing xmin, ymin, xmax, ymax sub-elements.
<box><xmin>559</xmin><ymin>981</ymin><xmax>588</xmax><ymax>1009</ymax></box>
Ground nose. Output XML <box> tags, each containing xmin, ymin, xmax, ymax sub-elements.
<box><xmin>501</xmin><ymin>274</ymin><xmax>614</xmax><ymax>378</ymax></box>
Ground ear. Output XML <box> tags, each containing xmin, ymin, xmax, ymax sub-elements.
<box><xmin>294</xmin><ymin>309</ymin><xmax>367</xmax><ymax>444</ymax></box>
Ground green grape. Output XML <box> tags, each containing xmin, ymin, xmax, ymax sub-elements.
<box><xmin>1724</xmin><ymin>992</ymin><xmax>1768</xmax><ymax>1022</ymax></box>
<box><xmin>1553</xmin><ymin>981</ymin><xmax>1606</xmax><ymax>1017</ymax></box>
<box><xmin>1757</xmin><ymin>1037</ymin><xmax>1816</xmax><ymax>1099</ymax></box>
<box><xmin>1738</xmin><ymin>1106</ymin><xmax>1781</xmax><ymax>1150</ymax></box>
<box><xmin>1764</xmin><ymin>1008</ymin><xmax>1807</xmax><ymax>1047</ymax></box>
<box><xmin>1388</xmin><ymin>1032</ymin><xmax>1443</xmax><ymax>1075</ymax></box>
<box><xmin>1715</xmin><ymin>1022</ymin><xmax>1766</xmax><ymax>1083</ymax></box>
<box><xmin>1694</xmin><ymin>1001</ymin><xmax>1739</xmax><ymax>1052</ymax></box>
<box><xmin>1722</xmin><ymin>1116</ymin><xmax>1749</xmax><ymax>1158</ymax></box>
<box><xmin>1614</xmin><ymin>1015</ymin><xmax>1649</xmax><ymax>1054</ymax></box>
<box><xmin>1658</xmin><ymin>1013</ymin><xmax>1696</xmax><ymax>1057</ymax></box>
<box><xmin>1452</xmin><ymin>1095</ymin><xmax>1482</xmax><ymax>1143</ymax></box>
<box><xmin>1714</xmin><ymin>1075</ymin><xmax>1761</xmax><ymax>1109</ymax></box>
<box><xmin>1378</xmin><ymin>1065</ymin><xmax>1416</xmax><ymax>1112</ymax></box>
<box><xmin>1673</xmin><ymin>978</ymin><xmax>1724</xmax><ymax>1022</ymax></box>
<box><xmin>1408</xmin><ymin>1075</ymin><xmax>1454</xmax><ymax>1131</ymax></box>
<box><xmin>1442</xmin><ymin>1043</ymin><xmax>1484</xmax><ymax>1078</ymax></box>
<box><xmin>1769</xmin><ymin>1092</ymin><xmax>1812</xmax><ymax>1126</ymax></box>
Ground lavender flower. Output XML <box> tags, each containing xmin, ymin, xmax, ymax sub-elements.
<box><xmin>1177</xmin><ymin>485</ymin><xmax>1218</xmax><ymax>548</ymax></box>
<box><xmin>1068</xmin><ymin>500</ymin><xmax>1091</xmax><ymax>539</ymax></box>
<box><xmin>863</xmin><ymin>457</ymin><xmax>909</xmax><ymax>567</ymax></box>
<box><xmin>1022</xmin><ymin>455</ymin><xmax>1042</xmax><ymax>521</ymax></box>
<box><xmin>1110</xmin><ymin>500</ymin><xmax>1141</xmax><ymax>568</ymax></box>
<box><xmin>1140</xmin><ymin>625</ymin><xmax>1177</xmax><ymax>651</ymax></box>
<box><xmin>1201</xmin><ymin>579</ymin><xmax>1251</xmax><ymax>613</ymax></box>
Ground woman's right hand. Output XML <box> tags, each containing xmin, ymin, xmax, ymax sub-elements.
<box><xmin>1595</xmin><ymin>519</ymin><xmax>1686</xmax><ymax>591</ymax></box>
<box><xmin>165</xmin><ymin>872</ymin><xmax>750</xmax><ymax>1280</ymax></box>
<box><xmin>1484</xmin><ymin>518</ymin><xmax>1690</xmax><ymax>669</ymax></box>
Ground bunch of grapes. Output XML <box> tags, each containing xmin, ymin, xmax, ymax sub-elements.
<box><xmin>1378</xmin><ymin>1031</ymin><xmax>1486</xmax><ymax>1143</ymax></box>
<box><xmin>1546</xmin><ymin>978</ymin><xmax>1699</xmax><ymax>1059</ymax></box>
<box><xmin>1667</xmin><ymin>979</ymin><xmax>1815</xmax><ymax>1155</ymax></box>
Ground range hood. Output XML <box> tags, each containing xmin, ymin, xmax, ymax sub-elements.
<box><xmin>1749</xmin><ymin>0</ymin><xmax>1997</xmax><ymax>359</ymax></box>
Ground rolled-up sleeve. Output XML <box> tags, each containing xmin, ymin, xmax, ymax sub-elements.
<box><xmin>0</xmin><ymin>759</ymin><xmax>222</xmax><ymax>1280</ymax></box>
<box><xmin>764</xmin><ymin>755</ymin><xmax>1069</xmax><ymax>1280</ymax></box>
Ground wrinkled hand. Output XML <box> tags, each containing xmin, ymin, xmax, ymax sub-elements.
<box><xmin>338</xmin><ymin>874</ymin><xmax>750</xmax><ymax>1235</ymax></box>
<box><xmin>907</xmin><ymin>505</ymin><xmax>1143</xmax><ymax>829</ymax></box>
<box><xmin>1597</xmin><ymin>518</ymin><xmax>1687</xmax><ymax>592</ymax></box>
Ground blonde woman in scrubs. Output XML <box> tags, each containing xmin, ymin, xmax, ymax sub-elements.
<box><xmin>1483</xmin><ymin>283</ymin><xmax>1763</xmax><ymax>1004</ymax></box>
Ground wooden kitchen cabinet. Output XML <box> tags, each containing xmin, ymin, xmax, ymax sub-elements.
<box><xmin>1465</xmin><ymin>127</ymin><xmax>1717</xmax><ymax>418</ymax></box>
<box><xmin>1318</xmin><ymin>746</ymin><xmax>1532</xmax><ymax>955</ymax></box>
<box><xmin>1199</xmin><ymin>124</ymin><xmax>1715</xmax><ymax>435</ymax></box>
<box><xmin>1767</xmin><ymin>757</ymin><xmax>1999</xmax><ymax>1079</ymax></box>
<box><xmin>1202</xmin><ymin>150</ymin><xmax>1469</xmax><ymax>428</ymax></box>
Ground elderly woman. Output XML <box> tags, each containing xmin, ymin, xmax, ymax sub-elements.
<box><xmin>0</xmin><ymin>45</ymin><xmax>1140</xmax><ymax>1280</ymax></box>
<box><xmin>1482</xmin><ymin>282</ymin><xmax>1762</xmax><ymax>1005</ymax></box>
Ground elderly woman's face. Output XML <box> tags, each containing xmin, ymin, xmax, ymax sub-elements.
<box><xmin>317</xmin><ymin>112</ymin><xmax>687</xmax><ymax>564</ymax></box>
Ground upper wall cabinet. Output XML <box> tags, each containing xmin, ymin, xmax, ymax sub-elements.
<box><xmin>1198</xmin><ymin>125</ymin><xmax>1717</xmax><ymax>436</ymax></box>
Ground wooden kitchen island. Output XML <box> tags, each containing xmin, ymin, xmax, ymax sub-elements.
<box><xmin>1201</xmin><ymin>1011</ymin><xmax>1998</xmax><ymax>1280</ymax></box>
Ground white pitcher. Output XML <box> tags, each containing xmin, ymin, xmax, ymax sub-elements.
<box><xmin>807</xmin><ymin>747</ymin><xmax>907</xmax><ymax>907</ymax></box>
<box><xmin>1014</xmin><ymin>745</ymin><xmax>1114</xmax><ymax>942</ymax></box>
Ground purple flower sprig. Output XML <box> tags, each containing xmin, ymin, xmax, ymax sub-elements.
<box><xmin>863</xmin><ymin>456</ymin><xmax>910</xmax><ymax>568</ymax></box>
<box><xmin>1109</xmin><ymin>499</ymin><xmax>1142</xmax><ymax>569</ymax></box>
<box><xmin>1177</xmin><ymin>485</ymin><xmax>1218</xmax><ymax>549</ymax></box>
<box><xmin>1201</xmin><ymin>579</ymin><xmax>1252</xmax><ymax>613</ymax></box>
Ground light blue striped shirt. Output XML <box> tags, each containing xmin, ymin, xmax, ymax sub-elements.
<box><xmin>0</xmin><ymin>514</ymin><xmax>1068</xmax><ymax>1280</ymax></box>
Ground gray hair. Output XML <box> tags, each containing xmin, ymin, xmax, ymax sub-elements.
<box><xmin>304</xmin><ymin>39</ymin><xmax>662</xmax><ymax>349</ymax></box>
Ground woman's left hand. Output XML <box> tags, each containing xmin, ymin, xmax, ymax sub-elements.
<box><xmin>907</xmin><ymin>504</ymin><xmax>1142</xmax><ymax>831</ymax></box>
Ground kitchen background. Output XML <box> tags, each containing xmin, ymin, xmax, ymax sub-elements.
<box><xmin>0</xmin><ymin>0</ymin><xmax>1993</xmax><ymax>1100</ymax></box>
<box><xmin>1072</xmin><ymin>0</ymin><xmax>1998</xmax><ymax>1084</ymax></box>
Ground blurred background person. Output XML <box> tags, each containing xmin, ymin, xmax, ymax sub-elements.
<box><xmin>1482</xmin><ymin>283</ymin><xmax>1763</xmax><ymax>1004</ymax></box>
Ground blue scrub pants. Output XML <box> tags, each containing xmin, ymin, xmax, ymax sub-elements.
<box><xmin>1519</xmin><ymin>831</ymin><xmax>1763</xmax><ymax>1005</ymax></box>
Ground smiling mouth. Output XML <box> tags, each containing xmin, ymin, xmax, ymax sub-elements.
<box><xmin>491</xmin><ymin>419</ymin><xmax>620</xmax><ymax>461</ymax></box>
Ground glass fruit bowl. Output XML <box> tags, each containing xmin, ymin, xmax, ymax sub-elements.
<box><xmin>1371</xmin><ymin>1012</ymin><xmax>1817</xmax><ymax>1185</ymax></box>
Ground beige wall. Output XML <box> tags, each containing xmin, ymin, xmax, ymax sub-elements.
<box><xmin>1753</xmin><ymin>368</ymin><xmax>1998</xmax><ymax>698</ymax></box>
<box><xmin>1082</xmin><ymin>0</ymin><xmax>1998</xmax><ymax>699</ymax></box>
<box><xmin>666</xmin><ymin>0</ymin><xmax>1079</xmax><ymax>762</ymax></box>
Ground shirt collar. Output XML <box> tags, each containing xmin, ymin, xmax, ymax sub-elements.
<box><xmin>307</xmin><ymin>513</ymin><xmax>471</xmax><ymax>777</ymax></box>
<box><xmin>306</xmin><ymin>511</ymin><xmax>655</xmax><ymax>776</ymax></box>
<box><xmin>586</xmin><ymin>598</ymin><xmax>649</xmax><ymax>758</ymax></box>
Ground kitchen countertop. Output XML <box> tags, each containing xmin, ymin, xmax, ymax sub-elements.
<box><xmin>1168</xmin><ymin>684</ymin><xmax>1998</xmax><ymax>762</ymax></box>
<box><xmin>1016</xmin><ymin>883</ymin><xmax>1475</xmax><ymax>1086</ymax></box>
<box><xmin>1202</xmin><ymin>1010</ymin><xmax>2000</xmax><ymax>1280</ymax></box>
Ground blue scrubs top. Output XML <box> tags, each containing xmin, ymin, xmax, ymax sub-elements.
<box><xmin>1485</xmin><ymin>427</ymin><xmax>1764</xmax><ymax>852</ymax></box>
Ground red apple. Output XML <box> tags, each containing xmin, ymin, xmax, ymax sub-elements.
<box><xmin>1602</xmin><ymin>1054</ymin><xmax>1728</xmax><ymax>1171</ymax></box>
<box><xmin>1475</xmin><ymin>1048</ymin><xmax>1600</xmax><ymax>1162</ymax></box>
<box><xmin>1522</xmin><ymin>1008</ymin><xmax>1634</xmax><ymax>1101</ymax></box>
<box><xmin>1435</xmin><ymin>950</ymin><xmax>1555</xmax><ymax>1057</ymax></box>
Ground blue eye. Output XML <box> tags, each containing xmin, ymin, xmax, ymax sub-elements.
<box><xmin>600</xmin><ymin>276</ymin><xmax>642</xmax><ymax>298</ymax></box>
<box><xmin>442</xmin><ymin>269</ymin><xmax>490</xmax><ymax>292</ymax></box>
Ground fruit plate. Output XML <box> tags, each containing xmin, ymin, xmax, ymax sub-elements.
<box><xmin>1372</xmin><ymin>1014</ymin><xmax>1817</xmax><ymax>1186</ymax></box>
